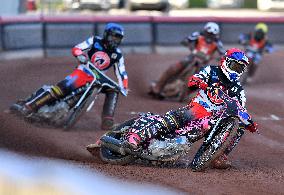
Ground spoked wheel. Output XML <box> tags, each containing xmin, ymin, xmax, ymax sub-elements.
<box><xmin>191</xmin><ymin>117</ymin><xmax>239</xmax><ymax>171</ymax></box>
<box><xmin>63</xmin><ymin>89</ymin><xmax>99</xmax><ymax>130</ymax></box>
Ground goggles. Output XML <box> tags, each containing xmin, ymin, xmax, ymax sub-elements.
<box><xmin>227</xmin><ymin>59</ymin><xmax>247</xmax><ymax>74</ymax></box>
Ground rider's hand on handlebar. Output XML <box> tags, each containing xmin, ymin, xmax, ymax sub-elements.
<box><xmin>121</xmin><ymin>87</ymin><xmax>129</xmax><ymax>96</ymax></box>
<box><xmin>246</xmin><ymin>121</ymin><xmax>258</xmax><ymax>133</ymax></box>
<box><xmin>76</xmin><ymin>54</ymin><xmax>88</xmax><ymax>64</ymax></box>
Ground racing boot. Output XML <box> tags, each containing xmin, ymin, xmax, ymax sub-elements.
<box><xmin>101</xmin><ymin>90</ymin><xmax>118</xmax><ymax>130</ymax></box>
<box><xmin>23</xmin><ymin>86</ymin><xmax>62</xmax><ymax>116</ymax></box>
<box><xmin>211</xmin><ymin>153</ymin><xmax>232</xmax><ymax>169</ymax></box>
<box><xmin>149</xmin><ymin>62</ymin><xmax>184</xmax><ymax>98</ymax></box>
<box><xmin>122</xmin><ymin>132</ymin><xmax>142</xmax><ymax>153</ymax></box>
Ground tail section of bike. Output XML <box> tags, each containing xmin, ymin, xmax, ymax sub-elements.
<box><xmin>86</xmin><ymin>117</ymin><xmax>138</xmax><ymax>165</ymax></box>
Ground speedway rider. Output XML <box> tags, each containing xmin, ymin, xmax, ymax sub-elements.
<box><xmin>124</xmin><ymin>48</ymin><xmax>258</xmax><ymax>169</ymax></box>
<box><xmin>17</xmin><ymin>23</ymin><xmax>129</xmax><ymax>130</ymax></box>
<box><xmin>149</xmin><ymin>22</ymin><xmax>225</xmax><ymax>98</ymax></box>
<box><xmin>239</xmin><ymin>22</ymin><xmax>273</xmax><ymax>81</ymax></box>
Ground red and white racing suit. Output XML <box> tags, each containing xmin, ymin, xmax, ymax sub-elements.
<box><xmin>56</xmin><ymin>36</ymin><xmax>128</xmax><ymax>125</ymax></box>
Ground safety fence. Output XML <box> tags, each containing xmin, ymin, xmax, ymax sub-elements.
<box><xmin>0</xmin><ymin>15</ymin><xmax>283</xmax><ymax>55</ymax></box>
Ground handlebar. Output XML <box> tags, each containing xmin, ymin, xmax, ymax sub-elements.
<box><xmin>208</xmin><ymin>87</ymin><xmax>253</xmax><ymax>126</ymax></box>
<box><xmin>82</xmin><ymin>61</ymin><xmax>127</xmax><ymax>97</ymax></box>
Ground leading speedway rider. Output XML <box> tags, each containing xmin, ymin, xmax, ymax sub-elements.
<box><xmin>21</xmin><ymin>23</ymin><xmax>129</xmax><ymax>130</ymax></box>
<box><xmin>124</xmin><ymin>48</ymin><xmax>258</xmax><ymax>169</ymax></box>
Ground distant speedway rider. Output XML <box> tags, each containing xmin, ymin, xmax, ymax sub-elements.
<box><xmin>149</xmin><ymin>22</ymin><xmax>225</xmax><ymax>98</ymax></box>
<box><xmin>239</xmin><ymin>22</ymin><xmax>273</xmax><ymax>81</ymax></box>
<box><xmin>124</xmin><ymin>48</ymin><xmax>258</xmax><ymax>169</ymax></box>
<box><xmin>17</xmin><ymin>23</ymin><xmax>128</xmax><ymax>130</ymax></box>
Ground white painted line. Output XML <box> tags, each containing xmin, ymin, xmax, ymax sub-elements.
<box><xmin>270</xmin><ymin>114</ymin><xmax>280</xmax><ymax>121</ymax></box>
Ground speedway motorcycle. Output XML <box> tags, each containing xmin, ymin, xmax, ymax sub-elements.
<box><xmin>87</xmin><ymin>87</ymin><xmax>255</xmax><ymax>171</ymax></box>
<box><xmin>158</xmin><ymin>50</ymin><xmax>210</xmax><ymax>102</ymax></box>
<box><xmin>10</xmin><ymin>61</ymin><xmax>127</xmax><ymax>129</ymax></box>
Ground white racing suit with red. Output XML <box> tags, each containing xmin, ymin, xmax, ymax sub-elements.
<box><xmin>70</xmin><ymin>36</ymin><xmax>129</xmax><ymax>129</ymax></box>
<box><xmin>127</xmin><ymin>65</ymin><xmax>247</xmax><ymax>159</ymax></box>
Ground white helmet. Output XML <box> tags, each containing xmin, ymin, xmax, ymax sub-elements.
<box><xmin>204</xmin><ymin>22</ymin><xmax>220</xmax><ymax>35</ymax></box>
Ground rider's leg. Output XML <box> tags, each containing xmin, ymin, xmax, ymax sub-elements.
<box><xmin>123</xmin><ymin>115</ymin><xmax>164</xmax><ymax>150</ymax></box>
<box><xmin>150</xmin><ymin>57</ymin><xmax>191</xmax><ymax>96</ymax></box>
<box><xmin>175</xmin><ymin>103</ymin><xmax>213</xmax><ymax>141</ymax></box>
<box><xmin>101</xmin><ymin>89</ymin><xmax>118</xmax><ymax>130</ymax></box>
<box><xmin>23</xmin><ymin>69</ymin><xmax>92</xmax><ymax>115</ymax></box>
<box><xmin>23</xmin><ymin>79</ymin><xmax>71</xmax><ymax>114</ymax></box>
<box><xmin>124</xmin><ymin>106</ymin><xmax>195</xmax><ymax>150</ymax></box>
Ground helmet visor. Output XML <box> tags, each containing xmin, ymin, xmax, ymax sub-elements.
<box><xmin>228</xmin><ymin>59</ymin><xmax>247</xmax><ymax>74</ymax></box>
<box><xmin>107</xmin><ymin>32</ymin><xmax>123</xmax><ymax>48</ymax></box>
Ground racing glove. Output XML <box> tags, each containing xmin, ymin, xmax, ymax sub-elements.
<box><xmin>246</xmin><ymin>121</ymin><xmax>258</xmax><ymax>133</ymax></box>
<box><xmin>76</xmin><ymin>54</ymin><xmax>88</xmax><ymax>64</ymax></box>
<box><xmin>188</xmin><ymin>76</ymin><xmax>208</xmax><ymax>90</ymax></box>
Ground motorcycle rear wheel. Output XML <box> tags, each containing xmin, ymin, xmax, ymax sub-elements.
<box><xmin>191</xmin><ymin>117</ymin><xmax>239</xmax><ymax>171</ymax></box>
<box><xmin>99</xmin><ymin>124</ymin><xmax>136</xmax><ymax>165</ymax></box>
<box><xmin>100</xmin><ymin>146</ymin><xmax>135</xmax><ymax>165</ymax></box>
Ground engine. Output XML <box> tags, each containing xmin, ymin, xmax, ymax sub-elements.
<box><xmin>147</xmin><ymin>136</ymin><xmax>191</xmax><ymax>161</ymax></box>
<box><xmin>37</xmin><ymin>101</ymin><xmax>70</xmax><ymax>122</ymax></box>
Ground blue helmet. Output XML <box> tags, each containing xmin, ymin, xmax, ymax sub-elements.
<box><xmin>221</xmin><ymin>48</ymin><xmax>249</xmax><ymax>82</ymax></box>
<box><xmin>103</xmin><ymin>23</ymin><xmax>124</xmax><ymax>50</ymax></box>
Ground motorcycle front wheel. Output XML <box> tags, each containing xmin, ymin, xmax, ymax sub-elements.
<box><xmin>191</xmin><ymin>117</ymin><xmax>239</xmax><ymax>171</ymax></box>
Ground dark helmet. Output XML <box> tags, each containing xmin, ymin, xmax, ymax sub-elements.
<box><xmin>254</xmin><ymin>23</ymin><xmax>268</xmax><ymax>41</ymax></box>
<box><xmin>103</xmin><ymin>23</ymin><xmax>124</xmax><ymax>50</ymax></box>
<box><xmin>220</xmin><ymin>48</ymin><xmax>249</xmax><ymax>82</ymax></box>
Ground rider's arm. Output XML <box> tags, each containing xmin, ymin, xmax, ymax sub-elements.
<box><xmin>238</xmin><ymin>33</ymin><xmax>249</xmax><ymax>45</ymax></box>
<box><xmin>114</xmin><ymin>54</ymin><xmax>128</xmax><ymax>93</ymax></box>
<box><xmin>181</xmin><ymin>31</ymin><xmax>200</xmax><ymax>49</ymax></box>
<box><xmin>188</xmin><ymin>66</ymin><xmax>210</xmax><ymax>90</ymax></box>
<box><xmin>71</xmin><ymin>36</ymin><xmax>94</xmax><ymax>57</ymax></box>
<box><xmin>216</xmin><ymin>40</ymin><xmax>226</xmax><ymax>55</ymax></box>
<box><xmin>264</xmin><ymin>41</ymin><xmax>274</xmax><ymax>53</ymax></box>
<box><xmin>235</xmin><ymin>84</ymin><xmax>247</xmax><ymax>108</ymax></box>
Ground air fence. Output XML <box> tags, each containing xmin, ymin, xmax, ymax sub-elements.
<box><xmin>0</xmin><ymin>15</ymin><xmax>283</xmax><ymax>56</ymax></box>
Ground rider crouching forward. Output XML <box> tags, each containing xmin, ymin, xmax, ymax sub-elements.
<box><xmin>18</xmin><ymin>23</ymin><xmax>129</xmax><ymax>130</ymax></box>
<box><xmin>149</xmin><ymin>22</ymin><xmax>225</xmax><ymax>98</ymax></box>
<box><xmin>239</xmin><ymin>22</ymin><xmax>273</xmax><ymax>82</ymax></box>
<box><xmin>124</xmin><ymin>48</ymin><xmax>258</xmax><ymax>169</ymax></box>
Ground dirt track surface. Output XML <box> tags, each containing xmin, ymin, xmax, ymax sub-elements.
<box><xmin>0</xmin><ymin>52</ymin><xmax>283</xmax><ymax>195</ymax></box>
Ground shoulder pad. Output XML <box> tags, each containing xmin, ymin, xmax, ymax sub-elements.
<box><xmin>94</xmin><ymin>36</ymin><xmax>102</xmax><ymax>41</ymax></box>
<box><xmin>116</xmin><ymin>48</ymin><xmax>122</xmax><ymax>54</ymax></box>
<box><xmin>188</xmin><ymin>31</ymin><xmax>200</xmax><ymax>40</ymax></box>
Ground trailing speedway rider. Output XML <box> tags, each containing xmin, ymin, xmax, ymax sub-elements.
<box><xmin>16</xmin><ymin>23</ymin><xmax>129</xmax><ymax>131</ymax></box>
<box><xmin>124</xmin><ymin>48</ymin><xmax>258</xmax><ymax>169</ymax></box>
<box><xmin>149</xmin><ymin>22</ymin><xmax>225</xmax><ymax>98</ymax></box>
<box><xmin>238</xmin><ymin>22</ymin><xmax>273</xmax><ymax>80</ymax></box>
